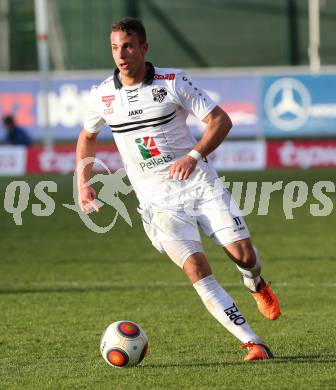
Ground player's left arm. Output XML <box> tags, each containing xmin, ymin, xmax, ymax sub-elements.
<box><xmin>169</xmin><ymin>106</ymin><xmax>232</xmax><ymax>180</ymax></box>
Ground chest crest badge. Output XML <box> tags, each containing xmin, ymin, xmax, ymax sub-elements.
<box><xmin>152</xmin><ymin>87</ymin><xmax>167</xmax><ymax>103</ymax></box>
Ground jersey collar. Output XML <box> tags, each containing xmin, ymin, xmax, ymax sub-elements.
<box><xmin>113</xmin><ymin>61</ymin><xmax>155</xmax><ymax>89</ymax></box>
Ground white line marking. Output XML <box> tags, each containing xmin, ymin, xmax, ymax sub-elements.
<box><xmin>15</xmin><ymin>281</ymin><xmax>336</xmax><ymax>289</ymax></box>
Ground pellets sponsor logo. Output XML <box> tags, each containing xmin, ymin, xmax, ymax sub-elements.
<box><xmin>135</xmin><ymin>136</ymin><xmax>175</xmax><ymax>171</ymax></box>
<box><xmin>139</xmin><ymin>153</ymin><xmax>174</xmax><ymax>172</ymax></box>
<box><xmin>135</xmin><ymin>136</ymin><xmax>161</xmax><ymax>160</ymax></box>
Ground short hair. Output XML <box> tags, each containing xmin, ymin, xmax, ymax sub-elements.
<box><xmin>3</xmin><ymin>115</ymin><xmax>15</xmax><ymax>125</ymax></box>
<box><xmin>111</xmin><ymin>17</ymin><xmax>147</xmax><ymax>44</ymax></box>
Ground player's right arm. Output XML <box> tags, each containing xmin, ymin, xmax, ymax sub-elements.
<box><xmin>76</xmin><ymin>85</ymin><xmax>106</xmax><ymax>213</ymax></box>
<box><xmin>76</xmin><ymin>130</ymin><xmax>100</xmax><ymax>213</ymax></box>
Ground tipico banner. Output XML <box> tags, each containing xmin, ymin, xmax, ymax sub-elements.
<box><xmin>267</xmin><ymin>140</ymin><xmax>336</xmax><ymax>169</ymax></box>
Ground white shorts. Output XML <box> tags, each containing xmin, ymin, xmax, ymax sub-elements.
<box><xmin>139</xmin><ymin>180</ymin><xmax>250</xmax><ymax>257</ymax></box>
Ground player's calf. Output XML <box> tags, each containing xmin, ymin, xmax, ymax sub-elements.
<box><xmin>232</xmin><ymin>245</ymin><xmax>281</xmax><ymax>320</ymax></box>
<box><xmin>235</xmin><ymin>245</ymin><xmax>262</xmax><ymax>292</ymax></box>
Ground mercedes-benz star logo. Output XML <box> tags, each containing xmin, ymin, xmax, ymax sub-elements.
<box><xmin>265</xmin><ymin>78</ymin><xmax>311</xmax><ymax>131</ymax></box>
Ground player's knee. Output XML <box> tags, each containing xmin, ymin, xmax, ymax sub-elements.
<box><xmin>225</xmin><ymin>240</ymin><xmax>256</xmax><ymax>268</ymax></box>
<box><xmin>183</xmin><ymin>254</ymin><xmax>212</xmax><ymax>284</ymax></box>
<box><xmin>237</xmin><ymin>249</ymin><xmax>256</xmax><ymax>268</ymax></box>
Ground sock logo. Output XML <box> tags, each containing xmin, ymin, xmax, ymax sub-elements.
<box><xmin>135</xmin><ymin>137</ymin><xmax>161</xmax><ymax>160</ymax></box>
<box><xmin>224</xmin><ymin>303</ymin><xmax>246</xmax><ymax>325</ymax></box>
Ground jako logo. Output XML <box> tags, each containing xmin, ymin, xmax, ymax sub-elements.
<box><xmin>128</xmin><ymin>109</ymin><xmax>143</xmax><ymax>116</ymax></box>
<box><xmin>135</xmin><ymin>137</ymin><xmax>161</xmax><ymax>160</ymax></box>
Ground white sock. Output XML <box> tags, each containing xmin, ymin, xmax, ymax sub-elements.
<box><xmin>236</xmin><ymin>246</ymin><xmax>262</xmax><ymax>292</ymax></box>
<box><xmin>193</xmin><ymin>274</ymin><xmax>263</xmax><ymax>344</ymax></box>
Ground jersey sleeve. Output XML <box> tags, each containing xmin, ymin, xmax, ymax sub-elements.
<box><xmin>83</xmin><ymin>86</ymin><xmax>106</xmax><ymax>133</ymax></box>
<box><xmin>173</xmin><ymin>71</ymin><xmax>217</xmax><ymax>121</ymax></box>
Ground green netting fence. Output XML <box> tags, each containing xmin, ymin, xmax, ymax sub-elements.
<box><xmin>7</xmin><ymin>0</ymin><xmax>336</xmax><ymax>71</ymax></box>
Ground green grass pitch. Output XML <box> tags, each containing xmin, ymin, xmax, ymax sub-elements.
<box><xmin>0</xmin><ymin>169</ymin><xmax>335</xmax><ymax>389</ymax></box>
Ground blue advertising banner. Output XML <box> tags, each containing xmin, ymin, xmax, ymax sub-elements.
<box><xmin>0</xmin><ymin>73</ymin><xmax>261</xmax><ymax>140</ymax></box>
<box><xmin>262</xmin><ymin>75</ymin><xmax>336</xmax><ymax>138</ymax></box>
<box><xmin>188</xmin><ymin>75</ymin><xmax>261</xmax><ymax>138</ymax></box>
<box><xmin>0</xmin><ymin>77</ymin><xmax>105</xmax><ymax>141</ymax></box>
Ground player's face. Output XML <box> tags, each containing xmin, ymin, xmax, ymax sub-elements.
<box><xmin>111</xmin><ymin>31</ymin><xmax>148</xmax><ymax>78</ymax></box>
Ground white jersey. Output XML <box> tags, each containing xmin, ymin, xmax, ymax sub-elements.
<box><xmin>84</xmin><ymin>62</ymin><xmax>218</xmax><ymax>209</ymax></box>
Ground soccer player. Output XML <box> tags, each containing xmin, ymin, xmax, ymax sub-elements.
<box><xmin>2</xmin><ymin>115</ymin><xmax>32</xmax><ymax>147</ymax></box>
<box><xmin>76</xmin><ymin>17</ymin><xmax>281</xmax><ymax>361</ymax></box>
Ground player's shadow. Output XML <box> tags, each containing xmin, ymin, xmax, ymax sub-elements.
<box><xmin>143</xmin><ymin>354</ymin><xmax>336</xmax><ymax>369</ymax></box>
<box><xmin>143</xmin><ymin>362</ymin><xmax>246</xmax><ymax>368</ymax></box>
<box><xmin>0</xmin><ymin>285</ymin><xmax>137</xmax><ymax>295</ymax></box>
<box><xmin>270</xmin><ymin>355</ymin><xmax>336</xmax><ymax>364</ymax></box>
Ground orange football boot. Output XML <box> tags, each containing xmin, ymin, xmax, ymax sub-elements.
<box><xmin>252</xmin><ymin>278</ymin><xmax>281</xmax><ymax>320</ymax></box>
<box><xmin>240</xmin><ymin>342</ymin><xmax>274</xmax><ymax>361</ymax></box>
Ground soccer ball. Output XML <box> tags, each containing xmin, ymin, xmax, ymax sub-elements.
<box><xmin>100</xmin><ymin>320</ymin><xmax>148</xmax><ymax>368</ymax></box>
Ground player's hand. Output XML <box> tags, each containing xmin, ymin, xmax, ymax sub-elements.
<box><xmin>78</xmin><ymin>184</ymin><xmax>100</xmax><ymax>214</ymax></box>
<box><xmin>169</xmin><ymin>155</ymin><xmax>197</xmax><ymax>180</ymax></box>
